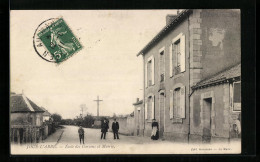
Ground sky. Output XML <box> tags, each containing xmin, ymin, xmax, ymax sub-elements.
<box><xmin>10</xmin><ymin>10</ymin><xmax>179</xmax><ymax>119</ymax></box>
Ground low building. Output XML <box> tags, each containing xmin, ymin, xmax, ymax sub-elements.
<box><xmin>40</xmin><ymin>107</ymin><xmax>53</xmax><ymax>139</ymax></box>
<box><xmin>41</xmin><ymin>107</ymin><xmax>52</xmax><ymax>122</ymax></box>
<box><xmin>10</xmin><ymin>93</ymin><xmax>45</xmax><ymax>144</ymax></box>
<box><xmin>133</xmin><ymin>98</ymin><xmax>144</xmax><ymax>136</ymax></box>
<box><xmin>190</xmin><ymin>63</ymin><xmax>241</xmax><ymax>143</ymax></box>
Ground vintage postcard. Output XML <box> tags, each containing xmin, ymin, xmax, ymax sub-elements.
<box><xmin>10</xmin><ymin>9</ymin><xmax>241</xmax><ymax>155</ymax></box>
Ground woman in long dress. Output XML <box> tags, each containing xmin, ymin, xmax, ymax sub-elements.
<box><xmin>151</xmin><ymin>119</ymin><xmax>159</xmax><ymax>140</ymax></box>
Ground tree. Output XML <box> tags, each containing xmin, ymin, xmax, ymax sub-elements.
<box><xmin>82</xmin><ymin>115</ymin><xmax>95</xmax><ymax>128</ymax></box>
<box><xmin>51</xmin><ymin>113</ymin><xmax>62</xmax><ymax>123</ymax></box>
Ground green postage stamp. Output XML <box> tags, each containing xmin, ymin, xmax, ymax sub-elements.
<box><xmin>37</xmin><ymin>18</ymin><xmax>82</xmax><ymax>63</ymax></box>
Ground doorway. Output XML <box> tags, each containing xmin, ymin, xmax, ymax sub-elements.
<box><xmin>202</xmin><ymin>98</ymin><xmax>212</xmax><ymax>143</ymax></box>
<box><xmin>137</xmin><ymin>109</ymin><xmax>141</xmax><ymax>136</ymax></box>
<box><xmin>159</xmin><ymin>93</ymin><xmax>165</xmax><ymax>138</ymax></box>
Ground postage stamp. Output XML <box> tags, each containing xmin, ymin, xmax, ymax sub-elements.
<box><xmin>35</xmin><ymin>18</ymin><xmax>83</xmax><ymax>64</ymax></box>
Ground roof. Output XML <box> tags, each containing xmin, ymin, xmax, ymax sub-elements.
<box><xmin>192</xmin><ymin>63</ymin><xmax>241</xmax><ymax>89</ymax></box>
<box><xmin>10</xmin><ymin>94</ymin><xmax>45</xmax><ymax>113</ymax></box>
<box><xmin>137</xmin><ymin>9</ymin><xmax>192</xmax><ymax>56</ymax></box>
<box><xmin>41</xmin><ymin>107</ymin><xmax>52</xmax><ymax>116</ymax></box>
<box><xmin>133</xmin><ymin>100</ymin><xmax>143</xmax><ymax>106</ymax></box>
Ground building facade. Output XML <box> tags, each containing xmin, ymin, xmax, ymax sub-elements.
<box><xmin>137</xmin><ymin>9</ymin><xmax>240</xmax><ymax>142</ymax></box>
<box><xmin>190</xmin><ymin>64</ymin><xmax>241</xmax><ymax>143</ymax></box>
<box><xmin>10</xmin><ymin>93</ymin><xmax>45</xmax><ymax>144</ymax></box>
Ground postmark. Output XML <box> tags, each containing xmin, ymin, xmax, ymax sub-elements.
<box><xmin>33</xmin><ymin>17</ymin><xmax>83</xmax><ymax>64</ymax></box>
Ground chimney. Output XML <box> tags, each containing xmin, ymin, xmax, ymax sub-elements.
<box><xmin>136</xmin><ymin>98</ymin><xmax>139</xmax><ymax>102</ymax></box>
<box><xmin>166</xmin><ymin>14</ymin><xmax>177</xmax><ymax>25</ymax></box>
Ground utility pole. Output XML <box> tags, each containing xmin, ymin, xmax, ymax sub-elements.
<box><xmin>93</xmin><ymin>96</ymin><xmax>103</xmax><ymax>117</ymax></box>
<box><xmin>80</xmin><ymin>104</ymin><xmax>87</xmax><ymax>119</ymax></box>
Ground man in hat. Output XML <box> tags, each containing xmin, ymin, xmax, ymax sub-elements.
<box><xmin>101</xmin><ymin>120</ymin><xmax>109</xmax><ymax>139</ymax></box>
<box><xmin>112</xmin><ymin>118</ymin><xmax>120</xmax><ymax>139</ymax></box>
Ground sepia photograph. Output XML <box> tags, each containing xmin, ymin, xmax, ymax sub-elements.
<box><xmin>10</xmin><ymin>9</ymin><xmax>241</xmax><ymax>155</ymax></box>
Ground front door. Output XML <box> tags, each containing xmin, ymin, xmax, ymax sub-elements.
<box><xmin>159</xmin><ymin>93</ymin><xmax>165</xmax><ymax>138</ymax></box>
<box><xmin>202</xmin><ymin>98</ymin><xmax>212</xmax><ymax>143</ymax></box>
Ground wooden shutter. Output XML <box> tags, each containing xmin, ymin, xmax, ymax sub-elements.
<box><xmin>180</xmin><ymin>34</ymin><xmax>186</xmax><ymax>72</ymax></box>
<box><xmin>145</xmin><ymin>100</ymin><xmax>148</xmax><ymax>119</ymax></box>
<box><xmin>170</xmin><ymin>90</ymin><xmax>174</xmax><ymax>119</ymax></box>
<box><xmin>229</xmin><ymin>83</ymin><xmax>233</xmax><ymax>108</ymax></box>
<box><xmin>173</xmin><ymin>90</ymin><xmax>177</xmax><ymax>118</ymax></box>
<box><xmin>151</xmin><ymin>56</ymin><xmax>155</xmax><ymax>85</ymax></box>
<box><xmin>233</xmin><ymin>82</ymin><xmax>241</xmax><ymax>111</ymax></box>
<box><xmin>145</xmin><ymin>62</ymin><xmax>148</xmax><ymax>88</ymax></box>
<box><xmin>151</xmin><ymin>95</ymin><xmax>155</xmax><ymax>119</ymax></box>
<box><xmin>180</xmin><ymin>86</ymin><xmax>186</xmax><ymax>118</ymax></box>
<box><xmin>169</xmin><ymin>44</ymin><xmax>173</xmax><ymax>77</ymax></box>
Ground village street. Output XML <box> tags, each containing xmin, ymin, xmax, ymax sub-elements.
<box><xmin>10</xmin><ymin>125</ymin><xmax>241</xmax><ymax>154</ymax></box>
<box><xmin>44</xmin><ymin>125</ymin><xmax>160</xmax><ymax>145</ymax></box>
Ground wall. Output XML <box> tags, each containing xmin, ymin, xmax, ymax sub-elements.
<box><xmin>200</xmin><ymin>9</ymin><xmax>241</xmax><ymax>80</ymax></box>
<box><xmin>11</xmin><ymin>112</ymin><xmax>43</xmax><ymax>126</ymax></box>
<box><xmin>190</xmin><ymin>82</ymin><xmax>241</xmax><ymax>143</ymax></box>
<box><xmin>109</xmin><ymin>117</ymin><xmax>135</xmax><ymax>136</ymax></box>
<box><xmin>143</xmin><ymin>12</ymin><xmax>190</xmax><ymax>142</ymax></box>
<box><xmin>189</xmin><ymin>9</ymin><xmax>241</xmax><ymax>143</ymax></box>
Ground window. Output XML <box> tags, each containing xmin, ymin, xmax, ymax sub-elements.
<box><xmin>145</xmin><ymin>95</ymin><xmax>155</xmax><ymax>120</ymax></box>
<box><xmin>170</xmin><ymin>86</ymin><xmax>186</xmax><ymax>122</ymax></box>
<box><xmin>148</xmin><ymin>60</ymin><xmax>152</xmax><ymax>86</ymax></box>
<box><xmin>145</xmin><ymin>56</ymin><xmax>155</xmax><ymax>87</ymax></box>
<box><xmin>174</xmin><ymin>88</ymin><xmax>181</xmax><ymax>118</ymax></box>
<box><xmin>36</xmin><ymin>115</ymin><xmax>41</xmax><ymax>126</ymax></box>
<box><xmin>159</xmin><ymin>49</ymin><xmax>165</xmax><ymax>82</ymax></box>
<box><xmin>175</xmin><ymin>40</ymin><xmax>181</xmax><ymax>68</ymax></box>
<box><xmin>169</xmin><ymin>33</ymin><xmax>186</xmax><ymax>77</ymax></box>
<box><xmin>233</xmin><ymin>81</ymin><xmax>241</xmax><ymax>111</ymax></box>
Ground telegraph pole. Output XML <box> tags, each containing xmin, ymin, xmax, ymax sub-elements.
<box><xmin>80</xmin><ymin>104</ymin><xmax>87</xmax><ymax>119</ymax></box>
<box><xmin>94</xmin><ymin>96</ymin><xmax>103</xmax><ymax>117</ymax></box>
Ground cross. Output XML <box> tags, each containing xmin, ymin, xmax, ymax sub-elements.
<box><xmin>93</xmin><ymin>96</ymin><xmax>103</xmax><ymax>117</ymax></box>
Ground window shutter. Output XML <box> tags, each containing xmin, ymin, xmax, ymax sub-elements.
<box><xmin>151</xmin><ymin>56</ymin><xmax>155</xmax><ymax>85</ymax></box>
<box><xmin>145</xmin><ymin>62</ymin><xmax>148</xmax><ymax>88</ymax></box>
<box><xmin>151</xmin><ymin>95</ymin><xmax>155</xmax><ymax>119</ymax></box>
<box><xmin>233</xmin><ymin>82</ymin><xmax>241</xmax><ymax>111</ymax></box>
<box><xmin>170</xmin><ymin>90</ymin><xmax>173</xmax><ymax>119</ymax></box>
<box><xmin>180</xmin><ymin>86</ymin><xmax>186</xmax><ymax>118</ymax></box>
<box><xmin>169</xmin><ymin>44</ymin><xmax>173</xmax><ymax>77</ymax></box>
<box><xmin>229</xmin><ymin>83</ymin><xmax>233</xmax><ymax>108</ymax></box>
<box><xmin>145</xmin><ymin>100</ymin><xmax>148</xmax><ymax>119</ymax></box>
<box><xmin>180</xmin><ymin>34</ymin><xmax>186</xmax><ymax>72</ymax></box>
<box><xmin>173</xmin><ymin>90</ymin><xmax>176</xmax><ymax>118</ymax></box>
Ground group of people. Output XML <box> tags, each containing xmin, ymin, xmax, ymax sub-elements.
<box><xmin>78</xmin><ymin>118</ymin><xmax>160</xmax><ymax>144</ymax></box>
<box><xmin>78</xmin><ymin>118</ymin><xmax>120</xmax><ymax>144</ymax></box>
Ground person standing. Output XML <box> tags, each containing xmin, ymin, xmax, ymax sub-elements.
<box><xmin>112</xmin><ymin>118</ymin><xmax>120</xmax><ymax>139</ymax></box>
<box><xmin>101</xmin><ymin>119</ymin><xmax>109</xmax><ymax>139</ymax></box>
<box><xmin>78</xmin><ymin>126</ymin><xmax>85</xmax><ymax>144</ymax></box>
<box><xmin>151</xmin><ymin>119</ymin><xmax>159</xmax><ymax>140</ymax></box>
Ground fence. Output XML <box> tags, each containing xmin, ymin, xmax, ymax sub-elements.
<box><xmin>10</xmin><ymin>125</ymin><xmax>44</xmax><ymax>144</ymax></box>
<box><xmin>10</xmin><ymin>122</ymin><xmax>56</xmax><ymax>144</ymax></box>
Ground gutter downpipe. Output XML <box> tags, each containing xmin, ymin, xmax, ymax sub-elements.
<box><xmin>142</xmin><ymin>54</ymin><xmax>145</xmax><ymax>136</ymax></box>
<box><xmin>188</xmin><ymin>13</ymin><xmax>191</xmax><ymax>144</ymax></box>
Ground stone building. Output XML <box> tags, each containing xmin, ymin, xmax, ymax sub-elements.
<box><xmin>190</xmin><ymin>63</ymin><xmax>241</xmax><ymax>143</ymax></box>
<box><xmin>136</xmin><ymin>9</ymin><xmax>240</xmax><ymax>142</ymax></box>
<box><xmin>10</xmin><ymin>93</ymin><xmax>45</xmax><ymax>144</ymax></box>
